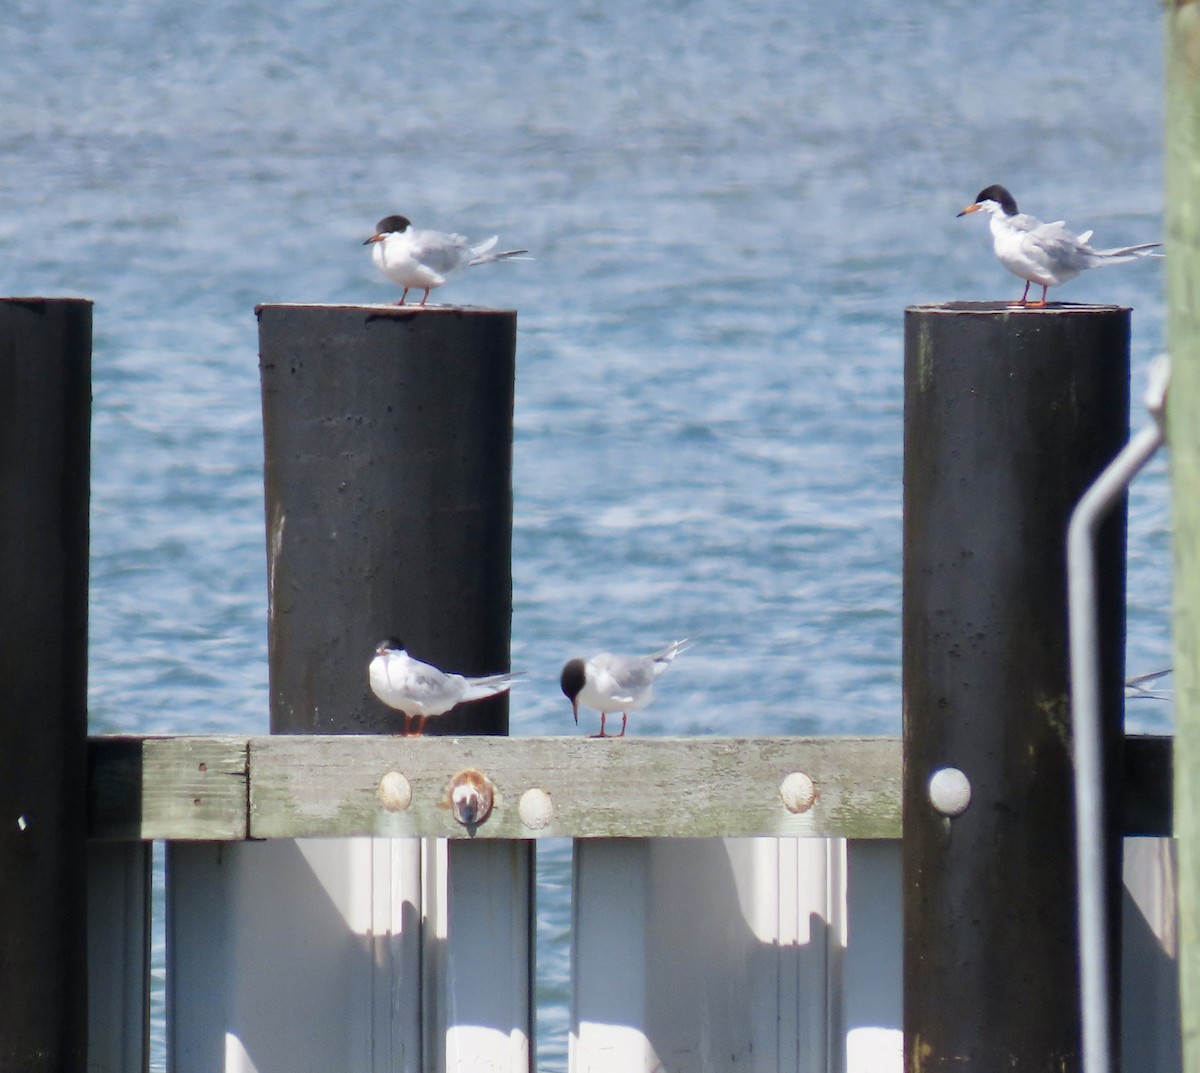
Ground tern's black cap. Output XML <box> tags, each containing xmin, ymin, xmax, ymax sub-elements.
<box><xmin>560</xmin><ymin>658</ymin><xmax>586</xmax><ymax>701</ymax></box>
<box><xmin>972</xmin><ymin>185</ymin><xmax>1017</xmax><ymax>216</ymax></box>
<box><xmin>376</xmin><ymin>637</ymin><xmax>405</xmax><ymax>655</ymax></box>
<box><xmin>374</xmin><ymin>215</ymin><xmax>412</xmax><ymax>235</ymax></box>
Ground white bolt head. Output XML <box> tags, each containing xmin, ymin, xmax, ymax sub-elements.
<box><xmin>377</xmin><ymin>771</ymin><xmax>413</xmax><ymax>812</ymax></box>
<box><xmin>928</xmin><ymin>767</ymin><xmax>971</xmax><ymax>817</ymax></box>
<box><xmin>519</xmin><ymin>788</ymin><xmax>554</xmax><ymax>830</ymax></box>
<box><xmin>780</xmin><ymin>771</ymin><xmax>817</xmax><ymax>814</ymax></box>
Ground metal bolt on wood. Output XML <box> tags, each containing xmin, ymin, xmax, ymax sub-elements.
<box><xmin>927</xmin><ymin>767</ymin><xmax>971</xmax><ymax>818</ymax></box>
<box><xmin>449</xmin><ymin>769</ymin><xmax>495</xmax><ymax>828</ymax></box>
<box><xmin>780</xmin><ymin>771</ymin><xmax>817</xmax><ymax>813</ymax></box>
<box><xmin>377</xmin><ymin>770</ymin><xmax>412</xmax><ymax>811</ymax></box>
<box><xmin>519</xmin><ymin>788</ymin><xmax>554</xmax><ymax>830</ymax></box>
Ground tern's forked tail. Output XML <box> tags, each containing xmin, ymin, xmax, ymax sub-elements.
<box><xmin>1086</xmin><ymin>241</ymin><xmax>1162</xmax><ymax>267</ymax></box>
<box><xmin>460</xmin><ymin>670</ymin><xmax>524</xmax><ymax>702</ymax></box>
<box><xmin>651</xmin><ymin>638</ymin><xmax>693</xmax><ymax>668</ymax></box>
<box><xmin>468</xmin><ymin>248</ymin><xmax>532</xmax><ymax>266</ymax></box>
<box><xmin>468</xmin><ymin>235</ymin><xmax>532</xmax><ymax>267</ymax></box>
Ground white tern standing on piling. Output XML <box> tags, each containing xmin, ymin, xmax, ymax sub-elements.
<box><xmin>560</xmin><ymin>639</ymin><xmax>692</xmax><ymax>738</ymax></box>
<box><xmin>368</xmin><ymin>638</ymin><xmax>519</xmax><ymax>736</ymax></box>
<box><xmin>364</xmin><ymin>214</ymin><xmax>529</xmax><ymax>306</ymax></box>
<box><xmin>957</xmin><ymin>184</ymin><xmax>1160</xmax><ymax>307</ymax></box>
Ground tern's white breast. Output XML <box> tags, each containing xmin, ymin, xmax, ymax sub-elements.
<box><xmin>374</xmin><ymin>234</ymin><xmax>445</xmax><ymax>289</ymax></box>
<box><xmin>990</xmin><ymin>216</ymin><xmax>1082</xmax><ymax>287</ymax></box>
<box><xmin>369</xmin><ymin>651</ymin><xmax>462</xmax><ymax>717</ymax></box>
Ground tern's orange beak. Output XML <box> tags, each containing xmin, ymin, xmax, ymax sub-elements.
<box><xmin>956</xmin><ymin>203</ymin><xmax>981</xmax><ymax>218</ymax></box>
<box><xmin>363</xmin><ymin>233</ymin><xmax>384</xmax><ymax>245</ymax></box>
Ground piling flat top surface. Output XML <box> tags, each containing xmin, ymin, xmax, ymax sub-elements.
<box><xmin>907</xmin><ymin>301</ymin><xmax>1130</xmax><ymax>314</ymax></box>
<box><xmin>0</xmin><ymin>296</ymin><xmax>94</xmax><ymax>307</ymax></box>
<box><xmin>255</xmin><ymin>302</ymin><xmax>515</xmax><ymax>314</ymax></box>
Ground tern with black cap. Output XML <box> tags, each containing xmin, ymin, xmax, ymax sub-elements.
<box><xmin>364</xmin><ymin>214</ymin><xmax>528</xmax><ymax>306</ymax></box>
<box><xmin>560</xmin><ymin>639</ymin><xmax>691</xmax><ymax>739</ymax></box>
<box><xmin>957</xmin><ymin>184</ymin><xmax>1160</xmax><ymax>307</ymax></box>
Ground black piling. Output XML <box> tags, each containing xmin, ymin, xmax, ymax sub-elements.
<box><xmin>902</xmin><ymin>303</ymin><xmax>1128</xmax><ymax>1073</ymax></box>
<box><xmin>0</xmin><ymin>299</ymin><xmax>92</xmax><ymax>1072</ymax></box>
<box><xmin>259</xmin><ymin>304</ymin><xmax>515</xmax><ymax>735</ymax></box>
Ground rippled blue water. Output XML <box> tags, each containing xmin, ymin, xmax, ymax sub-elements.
<box><xmin>2</xmin><ymin>0</ymin><xmax>1169</xmax><ymax>1068</ymax></box>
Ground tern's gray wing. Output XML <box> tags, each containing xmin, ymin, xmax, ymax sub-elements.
<box><xmin>1012</xmin><ymin>218</ymin><xmax>1090</xmax><ymax>275</ymax></box>
<box><xmin>592</xmin><ymin>653</ymin><xmax>656</xmax><ymax>702</ymax></box>
<box><xmin>410</xmin><ymin>229</ymin><xmax>475</xmax><ymax>274</ymax></box>
<box><xmin>399</xmin><ymin>662</ymin><xmax>465</xmax><ymax>711</ymax></box>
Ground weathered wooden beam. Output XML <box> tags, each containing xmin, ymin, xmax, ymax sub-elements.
<box><xmin>84</xmin><ymin>734</ymin><xmax>1173</xmax><ymax>842</ymax></box>
<box><xmin>247</xmin><ymin>735</ymin><xmax>901</xmax><ymax>840</ymax></box>
<box><xmin>87</xmin><ymin>737</ymin><xmax>248</xmax><ymax>841</ymax></box>
<box><xmin>84</xmin><ymin>735</ymin><xmax>898</xmax><ymax>840</ymax></box>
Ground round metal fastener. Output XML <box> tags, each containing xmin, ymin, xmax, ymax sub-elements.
<box><xmin>519</xmin><ymin>788</ymin><xmax>554</xmax><ymax>830</ymax></box>
<box><xmin>449</xmin><ymin>769</ymin><xmax>495</xmax><ymax>828</ymax></box>
<box><xmin>928</xmin><ymin>766</ymin><xmax>971</xmax><ymax>817</ymax></box>
<box><xmin>780</xmin><ymin>772</ymin><xmax>817</xmax><ymax>814</ymax></box>
<box><xmin>377</xmin><ymin>771</ymin><xmax>413</xmax><ymax>812</ymax></box>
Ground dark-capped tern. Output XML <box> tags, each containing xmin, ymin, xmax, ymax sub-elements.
<box><xmin>364</xmin><ymin>214</ymin><xmax>528</xmax><ymax>306</ymax></box>
<box><xmin>957</xmin><ymin>184</ymin><xmax>1160</xmax><ymax>307</ymax></box>
<box><xmin>560</xmin><ymin>639</ymin><xmax>692</xmax><ymax>738</ymax></box>
<box><xmin>368</xmin><ymin>638</ymin><xmax>518</xmax><ymax>736</ymax></box>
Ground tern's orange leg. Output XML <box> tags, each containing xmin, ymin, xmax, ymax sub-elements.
<box><xmin>420</xmin><ymin>289</ymin><xmax>431</xmax><ymax>306</ymax></box>
<box><xmin>616</xmin><ymin>713</ymin><xmax>628</xmax><ymax>737</ymax></box>
<box><xmin>1015</xmin><ymin>280</ymin><xmax>1032</xmax><ymax>306</ymax></box>
<box><xmin>590</xmin><ymin>712</ymin><xmax>610</xmax><ymax>738</ymax></box>
<box><xmin>400</xmin><ymin>712</ymin><xmax>427</xmax><ymax>736</ymax></box>
<box><xmin>1025</xmin><ymin>284</ymin><xmax>1049</xmax><ymax>308</ymax></box>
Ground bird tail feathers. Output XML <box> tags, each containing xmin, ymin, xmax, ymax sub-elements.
<box><xmin>650</xmin><ymin>638</ymin><xmax>693</xmax><ymax>668</ymax></box>
<box><xmin>468</xmin><ymin>236</ymin><xmax>532</xmax><ymax>266</ymax></box>
<box><xmin>461</xmin><ymin>670</ymin><xmax>524</xmax><ymax>701</ymax></box>
<box><xmin>469</xmin><ymin>249</ymin><xmax>532</xmax><ymax>266</ymax></box>
<box><xmin>1087</xmin><ymin>241</ymin><xmax>1162</xmax><ymax>265</ymax></box>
